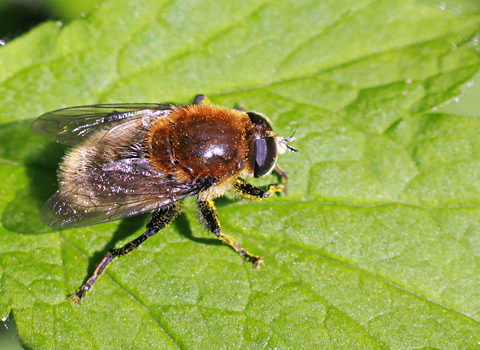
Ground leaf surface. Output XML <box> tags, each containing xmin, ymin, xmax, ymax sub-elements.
<box><xmin>1</xmin><ymin>0</ymin><xmax>480</xmax><ymax>348</ymax></box>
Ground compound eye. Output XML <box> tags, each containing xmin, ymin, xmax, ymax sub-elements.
<box><xmin>247</xmin><ymin>112</ymin><xmax>272</xmax><ymax>130</ymax></box>
<box><xmin>253</xmin><ymin>137</ymin><xmax>277</xmax><ymax>178</ymax></box>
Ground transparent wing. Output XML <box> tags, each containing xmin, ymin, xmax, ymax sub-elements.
<box><xmin>30</xmin><ymin>103</ymin><xmax>175</xmax><ymax>145</ymax></box>
<box><xmin>34</xmin><ymin>102</ymin><xmax>216</xmax><ymax>228</ymax></box>
<box><xmin>41</xmin><ymin>157</ymin><xmax>215</xmax><ymax>228</ymax></box>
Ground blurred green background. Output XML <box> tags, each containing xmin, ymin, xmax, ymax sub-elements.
<box><xmin>0</xmin><ymin>0</ymin><xmax>479</xmax><ymax>349</ymax></box>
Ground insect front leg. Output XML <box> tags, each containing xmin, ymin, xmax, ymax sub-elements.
<box><xmin>233</xmin><ymin>178</ymin><xmax>286</xmax><ymax>199</ymax></box>
<box><xmin>274</xmin><ymin>165</ymin><xmax>288</xmax><ymax>191</ymax></box>
<box><xmin>197</xmin><ymin>199</ymin><xmax>263</xmax><ymax>268</ymax></box>
<box><xmin>70</xmin><ymin>202</ymin><xmax>181</xmax><ymax>304</ymax></box>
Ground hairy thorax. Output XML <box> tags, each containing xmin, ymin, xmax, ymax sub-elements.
<box><xmin>146</xmin><ymin>105</ymin><xmax>254</xmax><ymax>185</ymax></box>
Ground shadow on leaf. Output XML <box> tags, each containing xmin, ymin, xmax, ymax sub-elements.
<box><xmin>174</xmin><ymin>212</ymin><xmax>222</xmax><ymax>246</ymax></box>
<box><xmin>0</xmin><ymin>119</ymin><xmax>64</xmax><ymax>234</ymax></box>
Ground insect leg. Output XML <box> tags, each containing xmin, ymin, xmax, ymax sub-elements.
<box><xmin>197</xmin><ymin>199</ymin><xmax>263</xmax><ymax>268</ymax></box>
<box><xmin>193</xmin><ymin>94</ymin><xmax>212</xmax><ymax>106</ymax></box>
<box><xmin>193</xmin><ymin>93</ymin><xmax>248</xmax><ymax>115</ymax></box>
<box><xmin>233</xmin><ymin>178</ymin><xmax>286</xmax><ymax>199</ymax></box>
<box><xmin>274</xmin><ymin>165</ymin><xmax>288</xmax><ymax>185</ymax></box>
<box><xmin>70</xmin><ymin>202</ymin><xmax>181</xmax><ymax>304</ymax></box>
<box><xmin>234</xmin><ymin>103</ymin><xmax>247</xmax><ymax>112</ymax></box>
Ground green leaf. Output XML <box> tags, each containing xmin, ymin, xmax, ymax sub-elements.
<box><xmin>1</xmin><ymin>0</ymin><xmax>480</xmax><ymax>348</ymax></box>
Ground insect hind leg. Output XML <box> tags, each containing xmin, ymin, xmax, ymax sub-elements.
<box><xmin>70</xmin><ymin>202</ymin><xmax>181</xmax><ymax>304</ymax></box>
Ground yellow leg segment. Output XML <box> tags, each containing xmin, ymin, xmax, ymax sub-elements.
<box><xmin>197</xmin><ymin>199</ymin><xmax>263</xmax><ymax>268</ymax></box>
<box><xmin>233</xmin><ymin>178</ymin><xmax>286</xmax><ymax>200</ymax></box>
